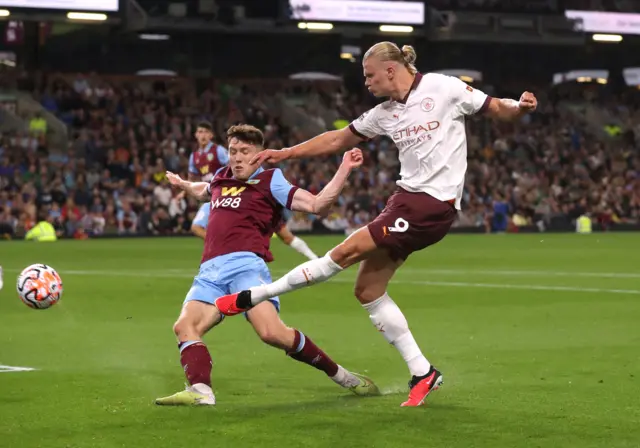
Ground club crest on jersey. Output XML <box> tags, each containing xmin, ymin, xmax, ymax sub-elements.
<box><xmin>207</xmin><ymin>153</ymin><xmax>214</xmax><ymax>161</ymax></box>
<box><xmin>421</xmin><ymin>97</ymin><xmax>435</xmax><ymax>112</ymax></box>
<box><xmin>246</xmin><ymin>179</ymin><xmax>260</xmax><ymax>185</ymax></box>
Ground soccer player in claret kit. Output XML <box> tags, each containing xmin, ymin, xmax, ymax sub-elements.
<box><xmin>192</xmin><ymin>204</ymin><xmax>318</xmax><ymax>260</ymax></box>
<box><xmin>188</xmin><ymin>121</ymin><xmax>229</xmax><ymax>182</ymax></box>
<box><xmin>155</xmin><ymin>125</ymin><xmax>378</xmax><ymax>406</ymax></box>
<box><xmin>214</xmin><ymin>42</ymin><xmax>538</xmax><ymax>407</ymax></box>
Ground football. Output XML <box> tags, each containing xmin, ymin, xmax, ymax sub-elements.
<box><xmin>16</xmin><ymin>264</ymin><xmax>63</xmax><ymax>309</ymax></box>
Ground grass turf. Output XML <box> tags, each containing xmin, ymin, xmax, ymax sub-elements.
<box><xmin>1</xmin><ymin>234</ymin><xmax>639</xmax><ymax>448</ymax></box>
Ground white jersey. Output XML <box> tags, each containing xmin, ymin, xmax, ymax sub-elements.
<box><xmin>349</xmin><ymin>73</ymin><xmax>490</xmax><ymax>210</ymax></box>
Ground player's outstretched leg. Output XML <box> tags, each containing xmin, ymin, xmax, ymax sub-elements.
<box><xmin>156</xmin><ymin>302</ymin><xmax>221</xmax><ymax>406</ymax></box>
<box><xmin>215</xmin><ymin>228</ymin><xmax>377</xmax><ymax>316</ymax></box>
<box><xmin>247</xmin><ymin>302</ymin><xmax>380</xmax><ymax>396</ymax></box>
<box><xmin>355</xmin><ymin>251</ymin><xmax>442</xmax><ymax>407</ymax></box>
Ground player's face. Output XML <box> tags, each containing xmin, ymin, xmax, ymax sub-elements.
<box><xmin>228</xmin><ymin>138</ymin><xmax>260</xmax><ymax>180</ymax></box>
<box><xmin>195</xmin><ymin>127</ymin><xmax>213</xmax><ymax>147</ymax></box>
<box><xmin>363</xmin><ymin>57</ymin><xmax>394</xmax><ymax>97</ymax></box>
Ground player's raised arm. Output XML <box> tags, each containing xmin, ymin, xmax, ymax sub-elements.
<box><xmin>250</xmin><ymin>126</ymin><xmax>364</xmax><ymax>166</ymax></box>
<box><xmin>289</xmin><ymin>149</ymin><xmax>363</xmax><ymax>216</ymax></box>
<box><xmin>484</xmin><ymin>92</ymin><xmax>537</xmax><ymax>121</ymax></box>
<box><xmin>448</xmin><ymin>75</ymin><xmax>537</xmax><ymax>121</ymax></box>
<box><xmin>166</xmin><ymin>171</ymin><xmax>211</xmax><ymax>202</ymax></box>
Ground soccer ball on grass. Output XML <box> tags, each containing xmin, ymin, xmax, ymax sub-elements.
<box><xmin>16</xmin><ymin>264</ymin><xmax>63</xmax><ymax>309</ymax></box>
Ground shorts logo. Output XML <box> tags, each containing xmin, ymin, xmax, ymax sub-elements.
<box><xmin>421</xmin><ymin>98</ymin><xmax>435</xmax><ymax>112</ymax></box>
<box><xmin>388</xmin><ymin>218</ymin><xmax>409</xmax><ymax>233</ymax></box>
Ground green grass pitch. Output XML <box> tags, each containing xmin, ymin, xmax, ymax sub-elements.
<box><xmin>1</xmin><ymin>234</ymin><xmax>639</xmax><ymax>448</ymax></box>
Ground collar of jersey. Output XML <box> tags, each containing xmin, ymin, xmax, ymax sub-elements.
<box><xmin>200</xmin><ymin>142</ymin><xmax>214</xmax><ymax>152</ymax></box>
<box><xmin>397</xmin><ymin>72</ymin><xmax>423</xmax><ymax>105</ymax></box>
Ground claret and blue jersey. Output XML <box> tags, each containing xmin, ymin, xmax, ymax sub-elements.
<box><xmin>184</xmin><ymin>165</ymin><xmax>298</xmax><ymax>312</ymax></box>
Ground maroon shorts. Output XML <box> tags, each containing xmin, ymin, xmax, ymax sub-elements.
<box><xmin>368</xmin><ymin>188</ymin><xmax>457</xmax><ymax>261</ymax></box>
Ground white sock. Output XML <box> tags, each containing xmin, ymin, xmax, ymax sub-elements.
<box><xmin>249</xmin><ymin>254</ymin><xmax>342</xmax><ymax>305</ymax></box>
<box><xmin>363</xmin><ymin>293</ymin><xmax>431</xmax><ymax>377</ymax></box>
<box><xmin>190</xmin><ymin>383</ymin><xmax>216</xmax><ymax>404</ymax></box>
<box><xmin>289</xmin><ymin>236</ymin><xmax>319</xmax><ymax>260</ymax></box>
<box><xmin>331</xmin><ymin>365</ymin><xmax>360</xmax><ymax>388</ymax></box>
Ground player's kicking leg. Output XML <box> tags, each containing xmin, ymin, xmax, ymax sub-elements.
<box><xmin>246</xmin><ymin>301</ymin><xmax>379</xmax><ymax>396</ymax></box>
<box><xmin>215</xmin><ymin>226</ymin><xmax>441</xmax><ymax>406</ymax></box>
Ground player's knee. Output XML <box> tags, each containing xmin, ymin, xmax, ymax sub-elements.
<box><xmin>173</xmin><ymin>318</ymin><xmax>197</xmax><ymax>340</ymax></box>
<box><xmin>330</xmin><ymin>243</ymin><xmax>359</xmax><ymax>268</ymax></box>
<box><xmin>256</xmin><ymin>325</ymin><xmax>289</xmax><ymax>349</ymax></box>
<box><xmin>353</xmin><ymin>283</ymin><xmax>384</xmax><ymax>304</ymax></box>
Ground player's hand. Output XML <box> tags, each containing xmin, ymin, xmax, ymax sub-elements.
<box><xmin>519</xmin><ymin>91</ymin><xmax>537</xmax><ymax>112</ymax></box>
<box><xmin>342</xmin><ymin>148</ymin><xmax>364</xmax><ymax>170</ymax></box>
<box><xmin>165</xmin><ymin>171</ymin><xmax>185</xmax><ymax>188</ymax></box>
<box><xmin>250</xmin><ymin>149</ymin><xmax>292</xmax><ymax>166</ymax></box>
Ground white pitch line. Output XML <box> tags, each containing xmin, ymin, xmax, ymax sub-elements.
<box><xmin>4</xmin><ymin>268</ymin><xmax>640</xmax><ymax>296</ymax></box>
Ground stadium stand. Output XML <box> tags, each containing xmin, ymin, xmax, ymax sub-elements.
<box><xmin>2</xmin><ymin>70</ymin><xmax>638</xmax><ymax>240</ymax></box>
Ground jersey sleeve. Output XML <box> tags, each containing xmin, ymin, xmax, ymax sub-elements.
<box><xmin>269</xmin><ymin>168</ymin><xmax>299</xmax><ymax>209</ymax></box>
<box><xmin>349</xmin><ymin>106</ymin><xmax>383</xmax><ymax>140</ymax></box>
<box><xmin>188</xmin><ymin>153</ymin><xmax>198</xmax><ymax>174</ymax></box>
<box><xmin>217</xmin><ymin>145</ymin><xmax>229</xmax><ymax>165</ymax></box>
<box><xmin>192</xmin><ymin>203</ymin><xmax>210</xmax><ymax>228</ymax></box>
<box><xmin>448</xmin><ymin>76</ymin><xmax>492</xmax><ymax>117</ymax></box>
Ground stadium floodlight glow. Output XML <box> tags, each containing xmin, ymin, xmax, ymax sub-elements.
<box><xmin>379</xmin><ymin>25</ymin><xmax>413</xmax><ymax>33</ymax></box>
<box><xmin>0</xmin><ymin>9</ymin><xmax>10</xmax><ymax>16</ymax></box>
<box><xmin>67</xmin><ymin>12</ymin><xmax>108</xmax><ymax>21</ymax></box>
<box><xmin>340</xmin><ymin>52</ymin><xmax>353</xmax><ymax>59</ymax></box>
<box><xmin>596</xmin><ymin>77</ymin><xmax>608</xmax><ymax>84</ymax></box>
<box><xmin>298</xmin><ymin>22</ymin><xmax>334</xmax><ymax>30</ymax></box>
<box><xmin>459</xmin><ymin>75</ymin><xmax>474</xmax><ymax>83</ymax></box>
<box><xmin>592</xmin><ymin>33</ymin><xmax>623</xmax><ymax>42</ymax></box>
<box><xmin>139</xmin><ymin>34</ymin><xmax>170</xmax><ymax>41</ymax></box>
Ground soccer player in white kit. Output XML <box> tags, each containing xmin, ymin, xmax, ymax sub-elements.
<box><xmin>215</xmin><ymin>42</ymin><xmax>538</xmax><ymax>407</ymax></box>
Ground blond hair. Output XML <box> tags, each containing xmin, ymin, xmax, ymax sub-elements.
<box><xmin>364</xmin><ymin>42</ymin><xmax>417</xmax><ymax>75</ymax></box>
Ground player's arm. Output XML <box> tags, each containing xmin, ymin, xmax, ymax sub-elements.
<box><xmin>251</xmin><ymin>114</ymin><xmax>377</xmax><ymax>165</ymax></box>
<box><xmin>191</xmin><ymin>224</ymin><xmax>206</xmax><ymax>239</ymax></box>
<box><xmin>290</xmin><ymin>149</ymin><xmax>363</xmax><ymax>216</ymax></box>
<box><xmin>449</xmin><ymin>75</ymin><xmax>537</xmax><ymax>121</ymax></box>
<box><xmin>165</xmin><ymin>171</ymin><xmax>211</xmax><ymax>202</ymax></box>
<box><xmin>485</xmin><ymin>93</ymin><xmax>537</xmax><ymax>121</ymax></box>
<box><xmin>191</xmin><ymin>204</ymin><xmax>209</xmax><ymax>239</ymax></box>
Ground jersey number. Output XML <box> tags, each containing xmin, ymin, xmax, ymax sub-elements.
<box><xmin>388</xmin><ymin>218</ymin><xmax>409</xmax><ymax>233</ymax></box>
<box><xmin>212</xmin><ymin>197</ymin><xmax>241</xmax><ymax>209</ymax></box>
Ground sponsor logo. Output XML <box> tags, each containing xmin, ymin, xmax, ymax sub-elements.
<box><xmin>466</xmin><ymin>85</ymin><xmax>474</xmax><ymax>92</ymax></box>
<box><xmin>221</xmin><ymin>186</ymin><xmax>246</xmax><ymax>197</ymax></box>
<box><xmin>392</xmin><ymin>121</ymin><xmax>440</xmax><ymax>141</ymax></box>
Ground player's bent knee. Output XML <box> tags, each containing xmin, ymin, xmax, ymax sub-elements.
<box><xmin>255</xmin><ymin>325</ymin><xmax>291</xmax><ymax>349</ymax></box>
<box><xmin>173</xmin><ymin>318</ymin><xmax>198</xmax><ymax>340</ymax></box>
<box><xmin>353</xmin><ymin>283</ymin><xmax>385</xmax><ymax>304</ymax></box>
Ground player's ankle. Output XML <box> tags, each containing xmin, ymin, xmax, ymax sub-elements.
<box><xmin>190</xmin><ymin>383</ymin><xmax>214</xmax><ymax>395</ymax></box>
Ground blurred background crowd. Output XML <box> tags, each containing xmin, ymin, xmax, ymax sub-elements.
<box><xmin>1</xmin><ymin>71</ymin><xmax>639</xmax><ymax>239</ymax></box>
<box><xmin>1</xmin><ymin>0</ymin><xmax>640</xmax><ymax>239</ymax></box>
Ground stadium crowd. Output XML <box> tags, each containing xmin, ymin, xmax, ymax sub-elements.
<box><xmin>1</xmin><ymin>72</ymin><xmax>639</xmax><ymax>239</ymax></box>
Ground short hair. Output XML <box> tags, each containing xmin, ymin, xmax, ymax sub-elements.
<box><xmin>197</xmin><ymin>121</ymin><xmax>213</xmax><ymax>132</ymax></box>
<box><xmin>226</xmin><ymin>124</ymin><xmax>264</xmax><ymax>148</ymax></box>
<box><xmin>364</xmin><ymin>41</ymin><xmax>417</xmax><ymax>75</ymax></box>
